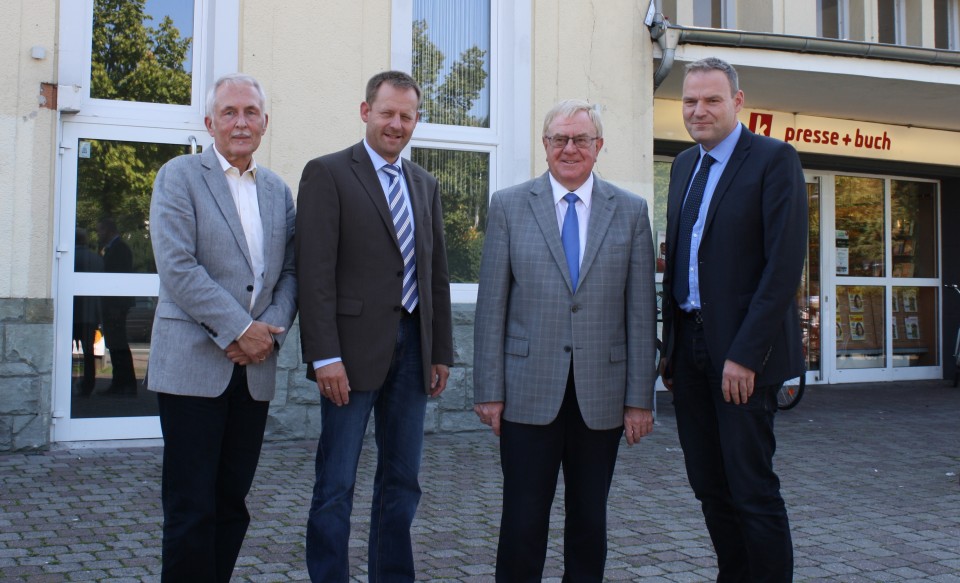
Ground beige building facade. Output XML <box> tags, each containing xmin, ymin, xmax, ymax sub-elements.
<box><xmin>1</xmin><ymin>0</ymin><xmax>958</xmax><ymax>450</ymax></box>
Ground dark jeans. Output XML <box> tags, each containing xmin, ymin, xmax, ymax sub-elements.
<box><xmin>305</xmin><ymin>312</ymin><xmax>427</xmax><ymax>583</ymax></box>
<box><xmin>496</xmin><ymin>363</ymin><xmax>623</xmax><ymax>583</ymax></box>
<box><xmin>157</xmin><ymin>365</ymin><xmax>269</xmax><ymax>583</ymax></box>
<box><xmin>671</xmin><ymin>315</ymin><xmax>793</xmax><ymax>583</ymax></box>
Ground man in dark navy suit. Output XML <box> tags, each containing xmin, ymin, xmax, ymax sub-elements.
<box><xmin>660</xmin><ymin>57</ymin><xmax>807</xmax><ymax>583</ymax></box>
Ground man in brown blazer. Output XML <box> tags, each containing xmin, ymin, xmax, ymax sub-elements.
<box><xmin>295</xmin><ymin>70</ymin><xmax>453</xmax><ymax>583</ymax></box>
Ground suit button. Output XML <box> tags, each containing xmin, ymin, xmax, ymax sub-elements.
<box><xmin>247</xmin><ymin>285</ymin><xmax>254</xmax><ymax>292</ymax></box>
<box><xmin>571</xmin><ymin>304</ymin><xmax>580</xmax><ymax>313</ymax></box>
<box><xmin>564</xmin><ymin>346</ymin><xmax>572</xmax><ymax>353</ymax></box>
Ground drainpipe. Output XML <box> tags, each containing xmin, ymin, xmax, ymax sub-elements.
<box><xmin>648</xmin><ymin>13</ymin><xmax>676</xmax><ymax>93</ymax></box>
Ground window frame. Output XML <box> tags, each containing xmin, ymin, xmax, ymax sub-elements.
<box><xmin>57</xmin><ymin>0</ymin><xmax>240</xmax><ymax>124</ymax></box>
<box><xmin>392</xmin><ymin>0</ymin><xmax>532</xmax><ymax>301</ymax></box>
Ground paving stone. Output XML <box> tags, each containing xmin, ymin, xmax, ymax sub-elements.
<box><xmin>0</xmin><ymin>380</ymin><xmax>958</xmax><ymax>581</ymax></box>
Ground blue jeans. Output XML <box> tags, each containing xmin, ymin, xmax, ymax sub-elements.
<box><xmin>305</xmin><ymin>313</ymin><xmax>427</xmax><ymax>583</ymax></box>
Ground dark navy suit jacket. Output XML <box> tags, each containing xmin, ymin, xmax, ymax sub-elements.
<box><xmin>662</xmin><ymin>126</ymin><xmax>808</xmax><ymax>387</ymax></box>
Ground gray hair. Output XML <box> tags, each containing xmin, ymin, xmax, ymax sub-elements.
<box><xmin>205</xmin><ymin>73</ymin><xmax>268</xmax><ymax>118</ymax></box>
<box><xmin>542</xmin><ymin>99</ymin><xmax>604</xmax><ymax>138</ymax></box>
<box><xmin>684</xmin><ymin>57</ymin><xmax>739</xmax><ymax>95</ymax></box>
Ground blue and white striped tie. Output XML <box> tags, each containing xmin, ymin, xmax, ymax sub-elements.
<box><xmin>383</xmin><ymin>164</ymin><xmax>418</xmax><ymax>312</ymax></box>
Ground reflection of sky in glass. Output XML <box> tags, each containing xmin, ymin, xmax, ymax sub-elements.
<box><xmin>145</xmin><ymin>0</ymin><xmax>194</xmax><ymax>72</ymax></box>
<box><xmin>414</xmin><ymin>0</ymin><xmax>490</xmax><ymax>121</ymax></box>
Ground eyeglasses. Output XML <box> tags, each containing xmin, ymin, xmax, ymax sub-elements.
<box><xmin>544</xmin><ymin>135</ymin><xmax>599</xmax><ymax>149</ymax></box>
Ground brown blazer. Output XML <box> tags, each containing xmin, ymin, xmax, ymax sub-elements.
<box><xmin>295</xmin><ymin>142</ymin><xmax>453</xmax><ymax>393</ymax></box>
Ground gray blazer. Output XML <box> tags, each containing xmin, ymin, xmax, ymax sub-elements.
<box><xmin>147</xmin><ymin>148</ymin><xmax>298</xmax><ymax>400</ymax></box>
<box><xmin>474</xmin><ymin>172</ymin><xmax>657</xmax><ymax>430</ymax></box>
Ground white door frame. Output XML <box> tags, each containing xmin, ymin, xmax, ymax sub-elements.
<box><xmin>52</xmin><ymin>121</ymin><xmax>211</xmax><ymax>443</ymax></box>
<box><xmin>812</xmin><ymin>171</ymin><xmax>943</xmax><ymax>385</ymax></box>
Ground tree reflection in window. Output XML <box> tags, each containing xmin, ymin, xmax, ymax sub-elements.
<box><xmin>91</xmin><ymin>0</ymin><xmax>193</xmax><ymax>105</ymax></box>
<box><xmin>412</xmin><ymin>148</ymin><xmax>489</xmax><ymax>283</ymax></box>
<box><xmin>412</xmin><ymin>0</ymin><xmax>490</xmax><ymax>127</ymax></box>
<box><xmin>835</xmin><ymin>176</ymin><xmax>885</xmax><ymax>277</ymax></box>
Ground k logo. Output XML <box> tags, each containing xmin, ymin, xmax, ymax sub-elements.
<box><xmin>749</xmin><ymin>113</ymin><xmax>773</xmax><ymax>137</ymax></box>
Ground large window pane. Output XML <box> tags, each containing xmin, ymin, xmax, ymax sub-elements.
<box><xmin>835</xmin><ymin>176</ymin><xmax>884</xmax><ymax>277</ymax></box>
<box><xmin>413</xmin><ymin>0</ymin><xmax>491</xmax><ymax>127</ymax></box>
<box><xmin>72</xmin><ymin>294</ymin><xmax>158</xmax><ymax>418</ymax></box>
<box><xmin>76</xmin><ymin>139</ymin><xmax>192</xmax><ymax>273</ymax></box>
<box><xmin>819</xmin><ymin>0</ymin><xmax>840</xmax><ymax>38</ymax></box>
<box><xmin>891</xmin><ymin>180</ymin><xmax>938</xmax><ymax>279</ymax></box>
<box><xmin>892</xmin><ymin>287</ymin><xmax>939</xmax><ymax>367</ymax></box>
<box><xmin>411</xmin><ymin>148</ymin><xmax>489</xmax><ymax>282</ymax></box>
<box><xmin>836</xmin><ymin>285</ymin><xmax>886</xmax><ymax>369</ymax></box>
<box><xmin>91</xmin><ymin>0</ymin><xmax>194</xmax><ymax>105</ymax></box>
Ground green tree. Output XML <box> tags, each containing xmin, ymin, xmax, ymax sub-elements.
<box><xmin>412</xmin><ymin>19</ymin><xmax>490</xmax><ymax>282</ymax></box>
<box><xmin>79</xmin><ymin>0</ymin><xmax>193</xmax><ymax>272</ymax></box>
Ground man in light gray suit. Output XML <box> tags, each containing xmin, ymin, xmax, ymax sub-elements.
<box><xmin>148</xmin><ymin>73</ymin><xmax>297</xmax><ymax>582</ymax></box>
<box><xmin>474</xmin><ymin>100</ymin><xmax>657</xmax><ymax>582</ymax></box>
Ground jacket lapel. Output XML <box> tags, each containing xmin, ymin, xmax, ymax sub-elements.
<box><xmin>201</xmin><ymin>149</ymin><xmax>253</xmax><ymax>271</ymax></box>
<box><xmin>255</xmin><ymin>169</ymin><xmax>275</xmax><ymax>270</ymax></box>
<box><xmin>703</xmin><ymin>128</ymin><xmax>752</xmax><ymax>236</ymax></box>
<box><xmin>529</xmin><ymin>174</ymin><xmax>575</xmax><ymax>293</ymax></box>
<box><xmin>350</xmin><ymin>143</ymin><xmax>399</xmax><ymax>251</ymax></box>
<box><xmin>579</xmin><ymin>178</ymin><xmax>616</xmax><ymax>286</ymax></box>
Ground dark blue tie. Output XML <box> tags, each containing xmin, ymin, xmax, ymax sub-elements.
<box><xmin>673</xmin><ymin>154</ymin><xmax>715</xmax><ymax>306</ymax></box>
<box><xmin>562</xmin><ymin>193</ymin><xmax>580</xmax><ymax>291</ymax></box>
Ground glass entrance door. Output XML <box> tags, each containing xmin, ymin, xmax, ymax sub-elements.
<box><xmin>818</xmin><ymin>173</ymin><xmax>942</xmax><ymax>384</ymax></box>
<box><xmin>53</xmin><ymin>123</ymin><xmax>211</xmax><ymax>442</ymax></box>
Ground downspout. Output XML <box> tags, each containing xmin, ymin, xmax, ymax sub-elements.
<box><xmin>648</xmin><ymin>13</ymin><xmax>676</xmax><ymax>93</ymax></box>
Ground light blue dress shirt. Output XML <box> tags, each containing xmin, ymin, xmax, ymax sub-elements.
<box><xmin>679</xmin><ymin>122</ymin><xmax>743</xmax><ymax>312</ymax></box>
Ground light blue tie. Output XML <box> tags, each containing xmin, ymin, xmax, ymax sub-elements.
<box><xmin>383</xmin><ymin>164</ymin><xmax>418</xmax><ymax>312</ymax></box>
<box><xmin>562</xmin><ymin>193</ymin><xmax>580</xmax><ymax>292</ymax></box>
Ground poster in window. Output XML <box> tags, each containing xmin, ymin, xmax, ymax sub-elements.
<box><xmin>835</xmin><ymin>230</ymin><xmax>849</xmax><ymax>275</ymax></box>
<box><xmin>904</xmin><ymin>316</ymin><xmax>920</xmax><ymax>339</ymax></box>
<box><xmin>836</xmin><ymin>316</ymin><xmax>844</xmax><ymax>342</ymax></box>
<box><xmin>848</xmin><ymin>292</ymin><xmax>864</xmax><ymax>313</ymax></box>
<box><xmin>902</xmin><ymin>289</ymin><xmax>918</xmax><ymax>312</ymax></box>
<box><xmin>891</xmin><ymin>321</ymin><xmax>899</xmax><ymax>340</ymax></box>
<box><xmin>892</xmin><ymin>293</ymin><xmax>899</xmax><ymax>312</ymax></box>
<box><xmin>849</xmin><ymin>314</ymin><xmax>865</xmax><ymax>341</ymax></box>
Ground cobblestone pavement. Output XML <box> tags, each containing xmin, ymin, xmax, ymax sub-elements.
<box><xmin>1</xmin><ymin>380</ymin><xmax>958</xmax><ymax>582</ymax></box>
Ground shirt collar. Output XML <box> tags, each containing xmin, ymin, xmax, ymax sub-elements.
<box><xmin>549</xmin><ymin>172</ymin><xmax>594</xmax><ymax>209</ymax></box>
<box><xmin>363</xmin><ymin>139</ymin><xmax>402</xmax><ymax>175</ymax></box>
<box><xmin>698</xmin><ymin>121</ymin><xmax>742</xmax><ymax>165</ymax></box>
<box><xmin>212</xmin><ymin>144</ymin><xmax>258</xmax><ymax>177</ymax></box>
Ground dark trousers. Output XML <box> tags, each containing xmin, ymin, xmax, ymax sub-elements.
<box><xmin>157</xmin><ymin>365</ymin><xmax>269</xmax><ymax>583</ymax></box>
<box><xmin>496</xmin><ymin>363</ymin><xmax>623</xmax><ymax>583</ymax></box>
<box><xmin>671</xmin><ymin>315</ymin><xmax>793</xmax><ymax>583</ymax></box>
<box><xmin>103</xmin><ymin>307</ymin><xmax>136</xmax><ymax>389</ymax></box>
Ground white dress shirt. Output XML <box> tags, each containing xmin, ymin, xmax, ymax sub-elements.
<box><xmin>212</xmin><ymin>146</ymin><xmax>264</xmax><ymax>314</ymax></box>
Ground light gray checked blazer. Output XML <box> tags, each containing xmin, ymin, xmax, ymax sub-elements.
<box><xmin>473</xmin><ymin>172</ymin><xmax>657</xmax><ymax>430</ymax></box>
<box><xmin>147</xmin><ymin>147</ymin><xmax>297</xmax><ymax>400</ymax></box>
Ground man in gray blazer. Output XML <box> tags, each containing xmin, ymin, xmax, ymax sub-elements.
<box><xmin>296</xmin><ymin>71</ymin><xmax>453</xmax><ymax>582</ymax></box>
<box><xmin>148</xmin><ymin>73</ymin><xmax>297</xmax><ymax>582</ymax></box>
<box><xmin>474</xmin><ymin>100</ymin><xmax>657</xmax><ymax>582</ymax></box>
